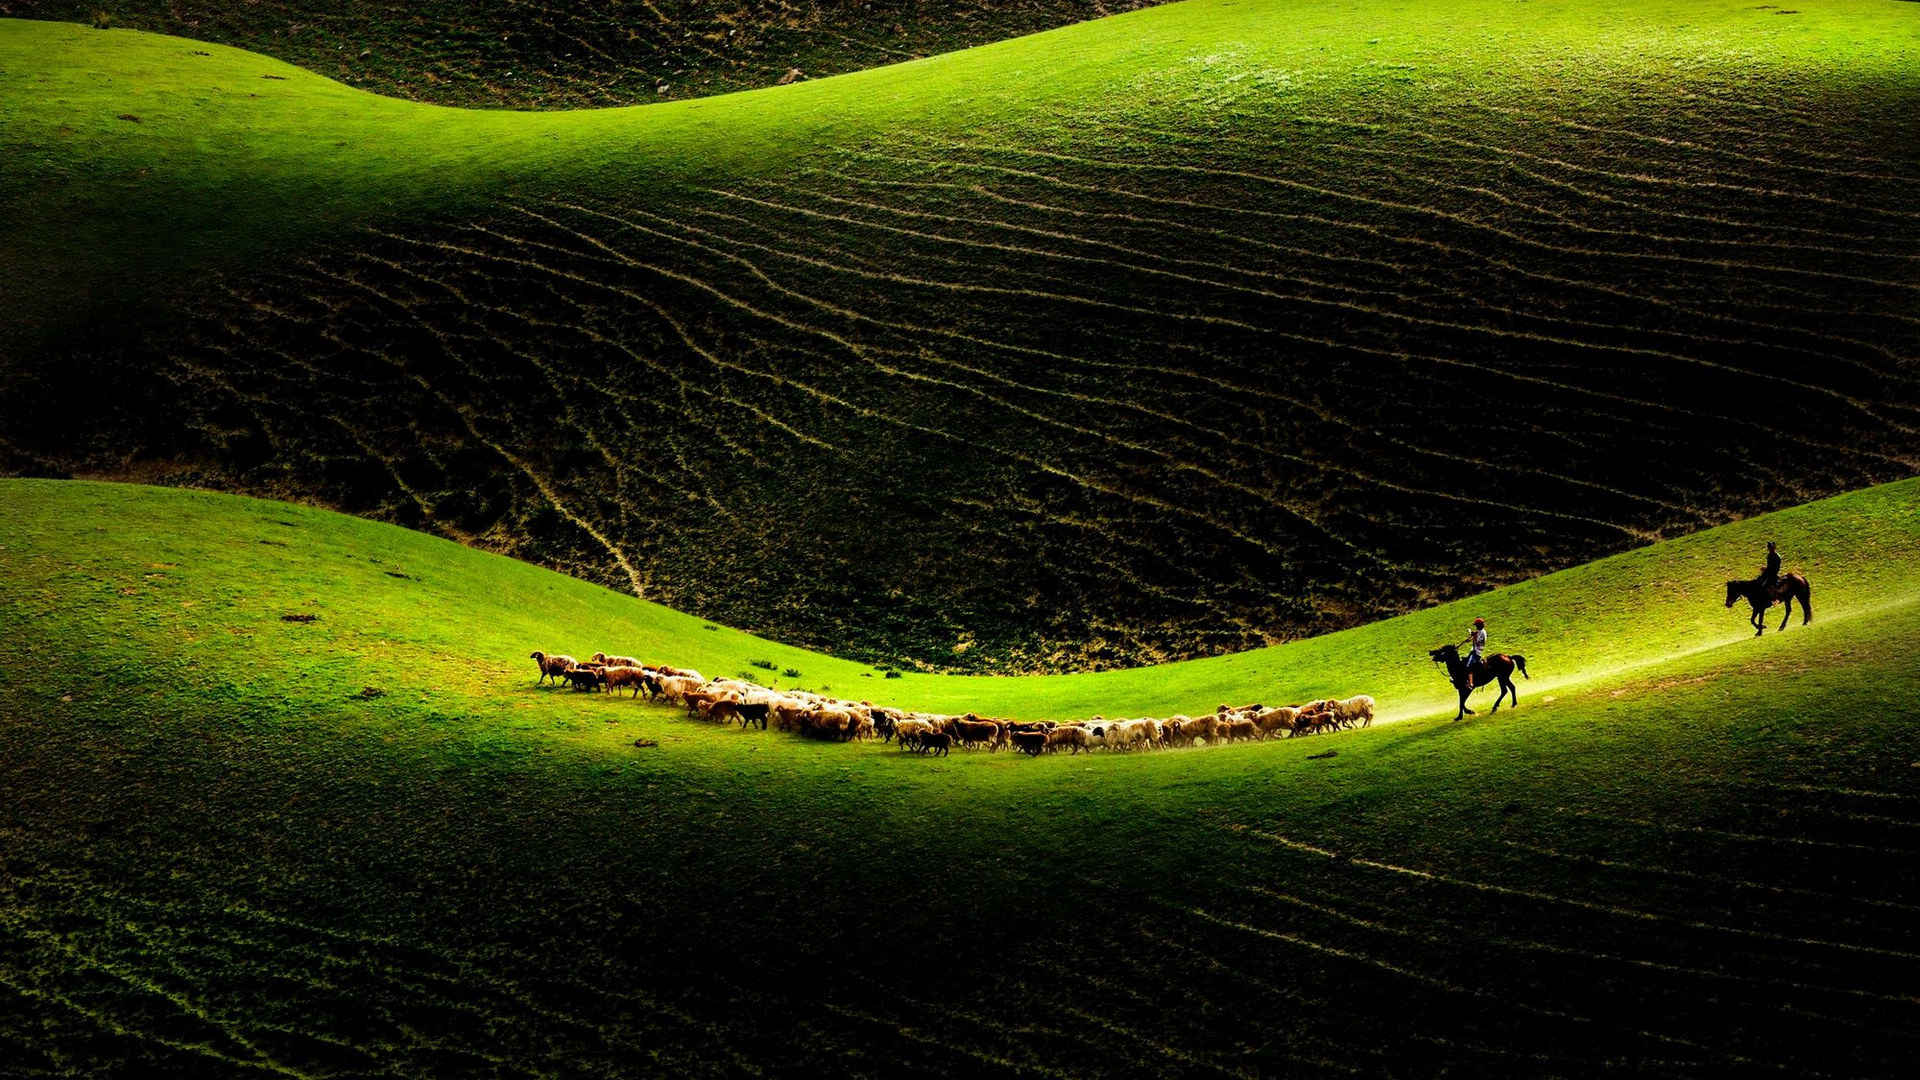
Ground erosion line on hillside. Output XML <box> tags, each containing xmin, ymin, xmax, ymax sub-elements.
<box><xmin>1497</xmin><ymin>840</ymin><xmax>1920</xmax><ymax>914</ymax></box>
<box><xmin>932</xmin><ymin>142</ymin><xmax>1920</xmax><ymax>433</ymax></box>
<box><xmin>1469</xmin><ymin>102</ymin><xmax>1920</xmax><ymax>186</ymax></box>
<box><xmin>384</xmin><ymin>219</ymin><xmax>1275</xmax><ymax>565</ymax></box>
<box><xmin>702</xmin><ymin>184</ymin><xmax>1845</xmax><ymax>400</ymax></box>
<box><xmin>842</xmin><ymin>149</ymin><xmax>1920</xmax><ymax>384</ymax></box>
<box><xmin>569</xmin><ymin>200</ymin><xmax>1648</xmax><ymax>541</ymax></box>
<box><xmin>1301</xmin><ymin>115</ymin><xmax>1920</xmax><ymax>223</ymax></box>
<box><xmin>1249</xmin><ymin>883</ymin><xmax>1920</xmax><ymax>1013</ymax></box>
<box><xmin>282</xmin><ymin>256</ymin><xmax>649</xmax><ymax>595</ymax></box>
<box><xmin>1568</xmin><ymin>812</ymin><xmax>1920</xmax><ymax>857</ymax></box>
<box><xmin>1247</xmin><ymin>830</ymin><xmax>1920</xmax><ymax>965</ymax></box>
<box><xmin>519</xmin><ymin>200</ymin><xmax>1400</xmax><ymax>565</ymax></box>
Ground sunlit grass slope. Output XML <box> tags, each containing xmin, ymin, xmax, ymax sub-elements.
<box><xmin>5</xmin><ymin>3</ymin><xmax>1918</xmax><ymax>672</ymax></box>
<box><xmin>13</xmin><ymin>0</ymin><xmax>1161</xmax><ymax>108</ymax></box>
<box><xmin>5</xmin><ymin>476</ymin><xmax>1917</xmax><ymax>724</ymax></box>
<box><xmin>3</xmin><ymin>478</ymin><xmax>1920</xmax><ymax>1076</ymax></box>
<box><xmin>5</xmin><ymin>1</ymin><xmax>1914</xmax><ymax>326</ymax></box>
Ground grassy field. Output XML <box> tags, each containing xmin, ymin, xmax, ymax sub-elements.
<box><xmin>4</xmin><ymin>2</ymin><xmax>1918</xmax><ymax>671</ymax></box>
<box><xmin>3</xmin><ymin>478</ymin><xmax>1919</xmax><ymax>1075</ymax></box>
<box><xmin>7</xmin><ymin>0</ymin><xmax>1158</xmax><ymax>108</ymax></box>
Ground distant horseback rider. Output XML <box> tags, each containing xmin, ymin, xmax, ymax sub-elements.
<box><xmin>1460</xmin><ymin>617</ymin><xmax>1488</xmax><ymax>687</ymax></box>
<box><xmin>1759</xmin><ymin>541</ymin><xmax>1782</xmax><ymax>595</ymax></box>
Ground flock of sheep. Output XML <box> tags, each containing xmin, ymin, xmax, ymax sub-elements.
<box><xmin>529</xmin><ymin>651</ymin><xmax>1375</xmax><ymax>755</ymax></box>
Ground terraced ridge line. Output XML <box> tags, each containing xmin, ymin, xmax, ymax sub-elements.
<box><xmin>27</xmin><ymin>60</ymin><xmax>1913</xmax><ymax>671</ymax></box>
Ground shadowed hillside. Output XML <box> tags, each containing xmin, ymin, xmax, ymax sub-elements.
<box><xmin>4</xmin><ymin>0</ymin><xmax>1156</xmax><ymax>106</ymax></box>
<box><xmin>2</xmin><ymin>3</ymin><xmax>1918</xmax><ymax>670</ymax></box>
<box><xmin>3</xmin><ymin>478</ymin><xmax>1919</xmax><ymax>1077</ymax></box>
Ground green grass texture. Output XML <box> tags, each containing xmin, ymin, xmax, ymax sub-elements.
<box><xmin>3</xmin><ymin>478</ymin><xmax>1919</xmax><ymax>1074</ymax></box>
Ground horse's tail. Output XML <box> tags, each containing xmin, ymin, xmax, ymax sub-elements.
<box><xmin>1513</xmin><ymin>655</ymin><xmax>1530</xmax><ymax>680</ymax></box>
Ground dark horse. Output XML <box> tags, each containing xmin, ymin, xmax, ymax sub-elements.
<box><xmin>1428</xmin><ymin>645</ymin><xmax>1530</xmax><ymax>722</ymax></box>
<box><xmin>1725</xmin><ymin>572</ymin><xmax>1812</xmax><ymax>636</ymax></box>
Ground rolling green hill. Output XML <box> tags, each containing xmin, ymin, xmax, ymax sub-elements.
<box><xmin>3</xmin><ymin>477</ymin><xmax>1919</xmax><ymax>1076</ymax></box>
<box><xmin>4</xmin><ymin>2</ymin><xmax>1919</xmax><ymax>673</ymax></box>
<box><xmin>6</xmin><ymin>0</ymin><xmax>1158</xmax><ymax>108</ymax></box>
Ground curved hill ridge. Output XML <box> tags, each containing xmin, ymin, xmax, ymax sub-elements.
<box><xmin>3</xmin><ymin>477</ymin><xmax>1920</xmax><ymax>1076</ymax></box>
<box><xmin>3</xmin><ymin>2</ymin><xmax>1919</xmax><ymax>671</ymax></box>
<box><xmin>5</xmin><ymin>0</ymin><xmax>1160</xmax><ymax>108</ymax></box>
<box><xmin>4</xmin><ymin>476</ymin><xmax>1915</xmax><ymax>720</ymax></box>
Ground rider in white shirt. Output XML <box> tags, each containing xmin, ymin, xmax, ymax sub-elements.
<box><xmin>1461</xmin><ymin>617</ymin><xmax>1487</xmax><ymax>687</ymax></box>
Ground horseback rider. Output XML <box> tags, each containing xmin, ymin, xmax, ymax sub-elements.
<box><xmin>1460</xmin><ymin>617</ymin><xmax>1487</xmax><ymax>688</ymax></box>
<box><xmin>1759</xmin><ymin>541</ymin><xmax>1782</xmax><ymax>595</ymax></box>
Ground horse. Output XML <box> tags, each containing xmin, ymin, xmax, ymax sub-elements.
<box><xmin>1725</xmin><ymin>573</ymin><xmax>1811</xmax><ymax>636</ymax></box>
<box><xmin>1428</xmin><ymin>644</ymin><xmax>1529</xmax><ymax>722</ymax></box>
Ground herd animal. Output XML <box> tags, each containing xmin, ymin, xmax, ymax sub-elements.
<box><xmin>528</xmin><ymin>650</ymin><xmax>1374</xmax><ymax>757</ymax></box>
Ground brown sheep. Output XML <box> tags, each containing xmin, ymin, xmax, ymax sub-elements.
<box><xmin>601</xmin><ymin>666</ymin><xmax>650</xmax><ymax>698</ymax></box>
<box><xmin>1010</xmin><ymin>731</ymin><xmax>1048</xmax><ymax>756</ymax></box>
<box><xmin>529</xmin><ymin>651</ymin><xmax>577</xmax><ymax>685</ymax></box>
<box><xmin>1222</xmin><ymin>718</ymin><xmax>1258</xmax><ymax>743</ymax></box>
<box><xmin>1181</xmin><ymin>714</ymin><xmax>1220</xmax><ymax>745</ymax></box>
<box><xmin>916</xmin><ymin>731</ymin><xmax>952</xmax><ymax>757</ymax></box>
<box><xmin>1046</xmin><ymin>727</ymin><xmax>1092</xmax><ymax>755</ymax></box>
<box><xmin>562</xmin><ymin>666</ymin><xmax>607</xmax><ymax>692</ymax></box>
<box><xmin>954</xmin><ymin>718</ymin><xmax>1000</xmax><ymax>751</ymax></box>
<box><xmin>712</xmin><ymin>701</ymin><xmax>771</xmax><ymax>730</ymax></box>
<box><xmin>1291</xmin><ymin>708</ymin><xmax>1335</xmax><ymax>737</ymax></box>
<box><xmin>771</xmin><ymin>697</ymin><xmax>813</xmax><ymax>733</ymax></box>
<box><xmin>592</xmin><ymin>652</ymin><xmax>641</xmax><ymax>668</ymax></box>
<box><xmin>1254</xmin><ymin>706</ymin><xmax>1299</xmax><ymax>737</ymax></box>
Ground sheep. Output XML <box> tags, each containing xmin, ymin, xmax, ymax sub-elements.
<box><xmin>801</xmin><ymin>704</ymin><xmax>853</xmax><ymax>740</ymax></box>
<box><xmin>1111</xmin><ymin>718</ymin><xmax>1157</xmax><ymax>751</ymax></box>
<box><xmin>563</xmin><ymin>666</ymin><xmax>608</xmax><ymax>692</ymax></box>
<box><xmin>529</xmin><ymin>651</ymin><xmax>577</xmax><ymax>685</ymax></box>
<box><xmin>916</xmin><ymin>732</ymin><xmax>952</xmax><ymax>757</ymax></box>
<box><xmin>653</xmin><ymin>666</ymin><xmax>704</xmax><ymax>682</ymax></box>
<box><xmin>1290</xmin><ymin>707</ymin><xmax>1335</xmax><ymax>737</ymax></box>
<box><xmin>1222</xmin><ymin>718</ymin><xmax>1258</xmax><ymax>743</ymax></box>
<box><xmin>684</xmin><ymin>685</ymin><xmax>739</xmax><ymax>718</ymax></box>
<box><xmin>592</xmin><ymin>652</ymin><xmax>641</xmax><ymax>668</ymax></box>
<box><xmin>770</xmin><ymin>697</ymin><xmax>814</xmax><ymax>733</ymax></box>
<box><xmin>1335</xmin><ymin>695</ymin><xmax>1376</xmax><ymax>729</ymax></box>
<box><xmin>712</xmin><ymin>700</ymin><xmax>771</xmax><ymax>730</ymax></box>
<box><xmin>693</xmin><ymin>687</ymin><xmax>747</xmax><ymax>720</ymax></box>
<box><xmin>893</xmin><ymin>718</ymin><xmax>935</xmax><ymax>750</ymax></box>
<box><xmin>1046</xmin><ymin>727</ymin><xmax>1092</xmax><ymax>755</ymax></box>
<box><xmin>599</xmin><ymin>665</ymin><xmax>651</xmax><ymax>697</ymax></box>
<box><xmin>1180</xmin><ymin>713</ymin><xmax>1220</xmax><ymax>746</ymax></box>
<box><xmin>1010</xmin><ymin>730</ymin><xmax>1048</xmax><ymax>756</ymax></box>
<box><xmin>954</xmin><ymin>717</ymin><xmax>1000</xmax><ymax>751</ymax></box>
<box><xmin>1254</xmin><ymin>706</ymin><xmax>1299</xmax><ymax>737</ymax></box>
<box><xmin>653</xmin><ymin>675</ymin><xmax>704</xmax><ymax>705</ymax></box>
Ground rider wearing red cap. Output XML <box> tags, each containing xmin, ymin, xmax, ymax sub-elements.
<box><xmin>1461</xmin><ymin>617</ymin><xmax>1488</xmax><ymax>688</ymax></box>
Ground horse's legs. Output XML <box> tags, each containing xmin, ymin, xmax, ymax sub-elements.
<box><xmin>1779</xmin><ymin>596</ymin><xmax>1793</xmax><ymax>631</ymax></box>
<box><xmin>1505</xmin><ymin>675</ymin><xmax>1518</xmax><ymax>707</ymax></box>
